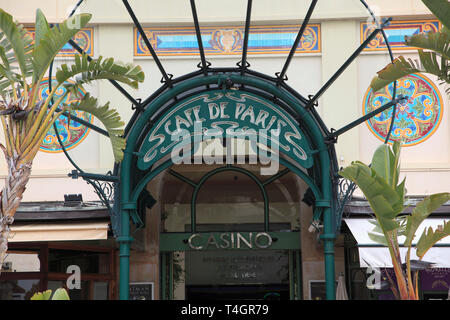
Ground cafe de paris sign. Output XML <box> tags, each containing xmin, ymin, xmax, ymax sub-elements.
<box><xmin>137</xmin><ymin>90</ymin><xmax>313</xmax><ymax>171</ymax></box>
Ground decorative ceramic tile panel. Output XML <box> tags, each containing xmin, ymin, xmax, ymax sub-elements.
<box><xmin>25</xmin><ymin>27</ymin><xmax>94</xmax><ymax>57</ymax></box>
<box><xmin>38</xmin><ymin>78</ymin><xmax>93</xmax><ymax>153</ymax></box>
<box><xmin>361</xmin><ymin>20</ymin><xmax>441</xmax><ymax>51</ymax></box>
<box><xmin>363</xmin><ymin>74</ymin><xmax>443</xmax><ymax>146</ymax></box>
<box><xmin>134</xmin><ymin>24</ymin><xmax>320</xmax><ymax>56</ymax></box>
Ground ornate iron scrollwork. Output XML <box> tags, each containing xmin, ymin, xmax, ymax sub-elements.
<box><xmin>334</xmin><ymin>177</ymin><xmax>357</xmax><ymax>234</ymax></box>
<box><xmin>69</xmin><ymin>170</ymin><xmax>121</xmax><ymax>237</ymax></box>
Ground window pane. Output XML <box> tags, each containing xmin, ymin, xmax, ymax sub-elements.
<box><xmin>48</xmin><ymin>249</ymin><xmax>110</xmax><ymax>274</ymax></box>
<box><xmin>265</xmin><ymin>172</ymin><xmax>301</xmax><ymax>231</ymax></box>
<box><xmin>47</xmin><ymin>280</ymin><xmax>64</xmax><ymax>293</ymax></box>
<box><xmin>196</xmin><ymin>171</ymin><xmax>265</xmax><ymax>230</ymax></box>
<box><xmin>93</xmin><ymin>281</ymin><xmax>108</xmax><ymax>300</ymax></box>
<box><xmin>2</xmin><ymin>250</ymin><xmax>40</xmax><ymax>272</ymax></box>
<box><xmin>0</xmin><ymin>279</ymin><xmax>40</xmax><ymax>300</ymax></box>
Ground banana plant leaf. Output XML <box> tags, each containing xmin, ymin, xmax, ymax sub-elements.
<box><xmin>403</xmin><ymin>193</ymin><xmax>450</xmax><ymax>248</ymax></box>
<box><xmin>405</xmin><ymin>30</ymin><xmax>450</xmax><ymax>60</ymax></box>
<box><xmin>416</xmin><ymin>220</ymin><xmax>450</xmax><ymax>259</ymax></box>
<box><xmin>422</xmin><ymin>0</ymin><xmax>450</xmax><ymax>31</ymax></box>
<box><xmin>34</xmin><ymin>9</ymin><xmax>50</xmax><ymax>49</ymax></box>
<box><xmin>371</xmin><ymin>142</ymin><xmax>402</xmax><ymax>187</ymax></box>
<box><xmin>339</xmin><ymin>162</ymin><xmax>404</xmax><ymax>232</ymax></box>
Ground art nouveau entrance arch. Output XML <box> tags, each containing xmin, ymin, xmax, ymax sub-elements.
<box><xmin>119</xmin><ymin>73</ymin><xmax>337</xmax><ymax>300</ymax></box>
<box><xmin>52</xmin><ymin>0</ymin><xmax>403</xmax><ymax>300</ymax></box>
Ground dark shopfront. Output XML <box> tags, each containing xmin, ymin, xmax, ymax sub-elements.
<box><xmin>0</xmin><ymin>202</ymin><xmax>117</xmax><ymax>300</ymax></box>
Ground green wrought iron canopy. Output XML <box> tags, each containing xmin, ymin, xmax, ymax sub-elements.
<box><xmin>47</xmin><ymin>0</ymin><xmax>404</xmax><ymax>300</ymax></box>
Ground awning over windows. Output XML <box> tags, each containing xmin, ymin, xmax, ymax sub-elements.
<box><xmin>344</xmin><ymin>218</ymin><xmax>450</xmax><ymax>268</ymax></box>
<box><xmin>8</xmin><ymin>222</ymin><xmax>109</xmax><ymax>242</ymax></box>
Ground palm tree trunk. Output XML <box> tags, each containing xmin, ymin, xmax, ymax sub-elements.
<box><xmin>0</xmin><ymin>157</ymin><xmax>32</xmax><ymax>271</ymax></box>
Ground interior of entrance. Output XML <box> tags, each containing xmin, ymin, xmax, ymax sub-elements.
<box><xmin>159</xmin><ymin>163</ymin><xmax>305</xmax><ymax>300</ymax></box>
<box><xmin>184</xmin><ymin>248</ymin><xmax>296</xmax><ymax>300</ymax></box>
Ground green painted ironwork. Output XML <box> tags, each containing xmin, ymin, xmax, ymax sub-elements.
<box><xmin>119</xmin><ymin>74</ymin><xmax>336</xmax><ymax>300</ymax></box>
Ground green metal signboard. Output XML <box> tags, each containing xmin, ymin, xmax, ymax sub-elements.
<box><xmin>137</xmin><ymin>90</ymin><xmax>313</xmax><ymax>170</ymax></box>
<box><xmin>159</xmin><ymin>231</ymin><xmax>301</xmax><ymax>251</ymax></box>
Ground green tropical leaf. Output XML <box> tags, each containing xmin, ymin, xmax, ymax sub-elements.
<box><xmin>368</xmin><ymin>219</ymin><xmax>390</xmax><ymax>245</ymax></box>
<box><xmin>56</xmin><ymin>54</ymin><xmax>145</xmax><ymax>90</ymax></box>
<box><xmin>416</xmin><ymin>220</ymin><xmax>450</xmax><ymax>259</ymax></box>
<box><xmin>30</xmin><ymin>292</ymin><xmax>44</xmax><ymax>300</ymax></box>
<box><xmin>0</xmin><ymin>62</ymin><xmax>20</xmax><ymax>83</ymax></box>
<box><xmin>371</xmin><ymin>142</ymin><xmax>401</xmax><ymax>187</ymax></box>
<box><xmin>30</xmin><ymin>289</ymin><xmax>52</xmax><ymax>300</ymax></box>
<box><xmin>0</xmin><ymin>26</ymin><xmax>33</xmax><ymax>81</ymax></box>
<box><xmin>404</xmin><ymin>193</ymin><xmax>450</xmax><ymax>248</ymax></box>
<box><xmin>405</xmin><ymin>30</ymin><xmax>450</xmax><ymax>60</ymax></box>
<box><xmin>51</xmin><ymin>288</ymin><xmax>70</xmax><ymax>300</ymax></box>
<box><xmin>0</xmin><ymin>45</ymin><xmax>10</xmax><ymax>69</ymax></box>
<box><xmin>67</xmin><ymin>93</ymin><xmax>126</xmax><ymax>162</ymax></box>
<box><xmin>34</xmin><ymin>9</ymin><xmax>50</xmax><ymax>49</ymax></box>
<box><xmin>419</xmin><ymin>49</ymin><xmax>443</xmax><ymax>77</ymax></box>
<box><xmin>422</xmin><ymin>0</ymin><xmax>450</xmax><ymax>31</ymax></box>
<box><xmin>32</xmin><ymin>13</ymin><xmax>91</xmax><ymax>83</ymax></box>
<box><xmin>42</xmin><ymin>289</ymin><xmax>52</xmax><ymax>300</ymax></box>
<box><xmin>368</xmin><ymin>231</ymin><xmax>389</xmax><ymax>246</ymax></box>
<box><xmin>0</xmin><ymin>9</ymin><xmax>30</xmax><ymax>78</ymax></box>
<box><xmin>370</xmin><ymin>56</ymin><xmax>422</xmax><ymax>92</ymax></box>
<box><xmin>339</xmin><ymin>161</ymin><xmax>404</xmax><ymax>232</ymax></box>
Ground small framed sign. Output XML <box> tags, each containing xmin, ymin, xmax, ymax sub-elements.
<box><xmin>309</xmin><ymin>280</ymin><xmax>326</xmax><ymax>300</ymax></box>
<box><xmin>129</xmin><ymin>282</ymin><xmax>154</xmax><ymax>300</ymax></box>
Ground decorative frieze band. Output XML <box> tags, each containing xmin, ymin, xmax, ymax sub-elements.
<box><xmin>134</xmin><ymin>24</ymin><xmax>321</xmax><ymax>56</ymax></box>
<box><xmin>361</xmin><ymin>19</ymin><xmax>441</xmax><ymax>51</ymax></box>
<box><xmin>25</xmin><ymin>27</ymin><xmax>94</xmax><ymax>57</ymax></box>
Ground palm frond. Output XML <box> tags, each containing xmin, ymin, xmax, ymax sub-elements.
<box><xmin>31</xmin><ymin>13</ymin><xmax>91</xmax><ymax>84</ymax></box>
<box><xmin>370</xmin><ymin>56</ymin><xmax>422</xmax><ymax>92</ymax></box>
<box><xmin>0</xmin><ymin>9</ymin><xmax>32</xmax><ymax>79</ymax></box>
<box><xmin>66</xmin><ymin>93</ymin><xmax>126</xmax><ymax>162</ymax></box>
<box><xmin>56</xmin><ymin>54</ymin><xmax>145</xmax><ymax>92</ymax></box>
<box><xmin>405</xmin><ymin>30</ymin><xmax>450</xmax><ymax>60</ymax></box>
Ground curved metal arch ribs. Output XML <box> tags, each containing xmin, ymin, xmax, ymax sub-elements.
<box><xmin>46</xmin><ymin>0</ymin><xmax>400</xmax><ymax>237</ymax></box>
